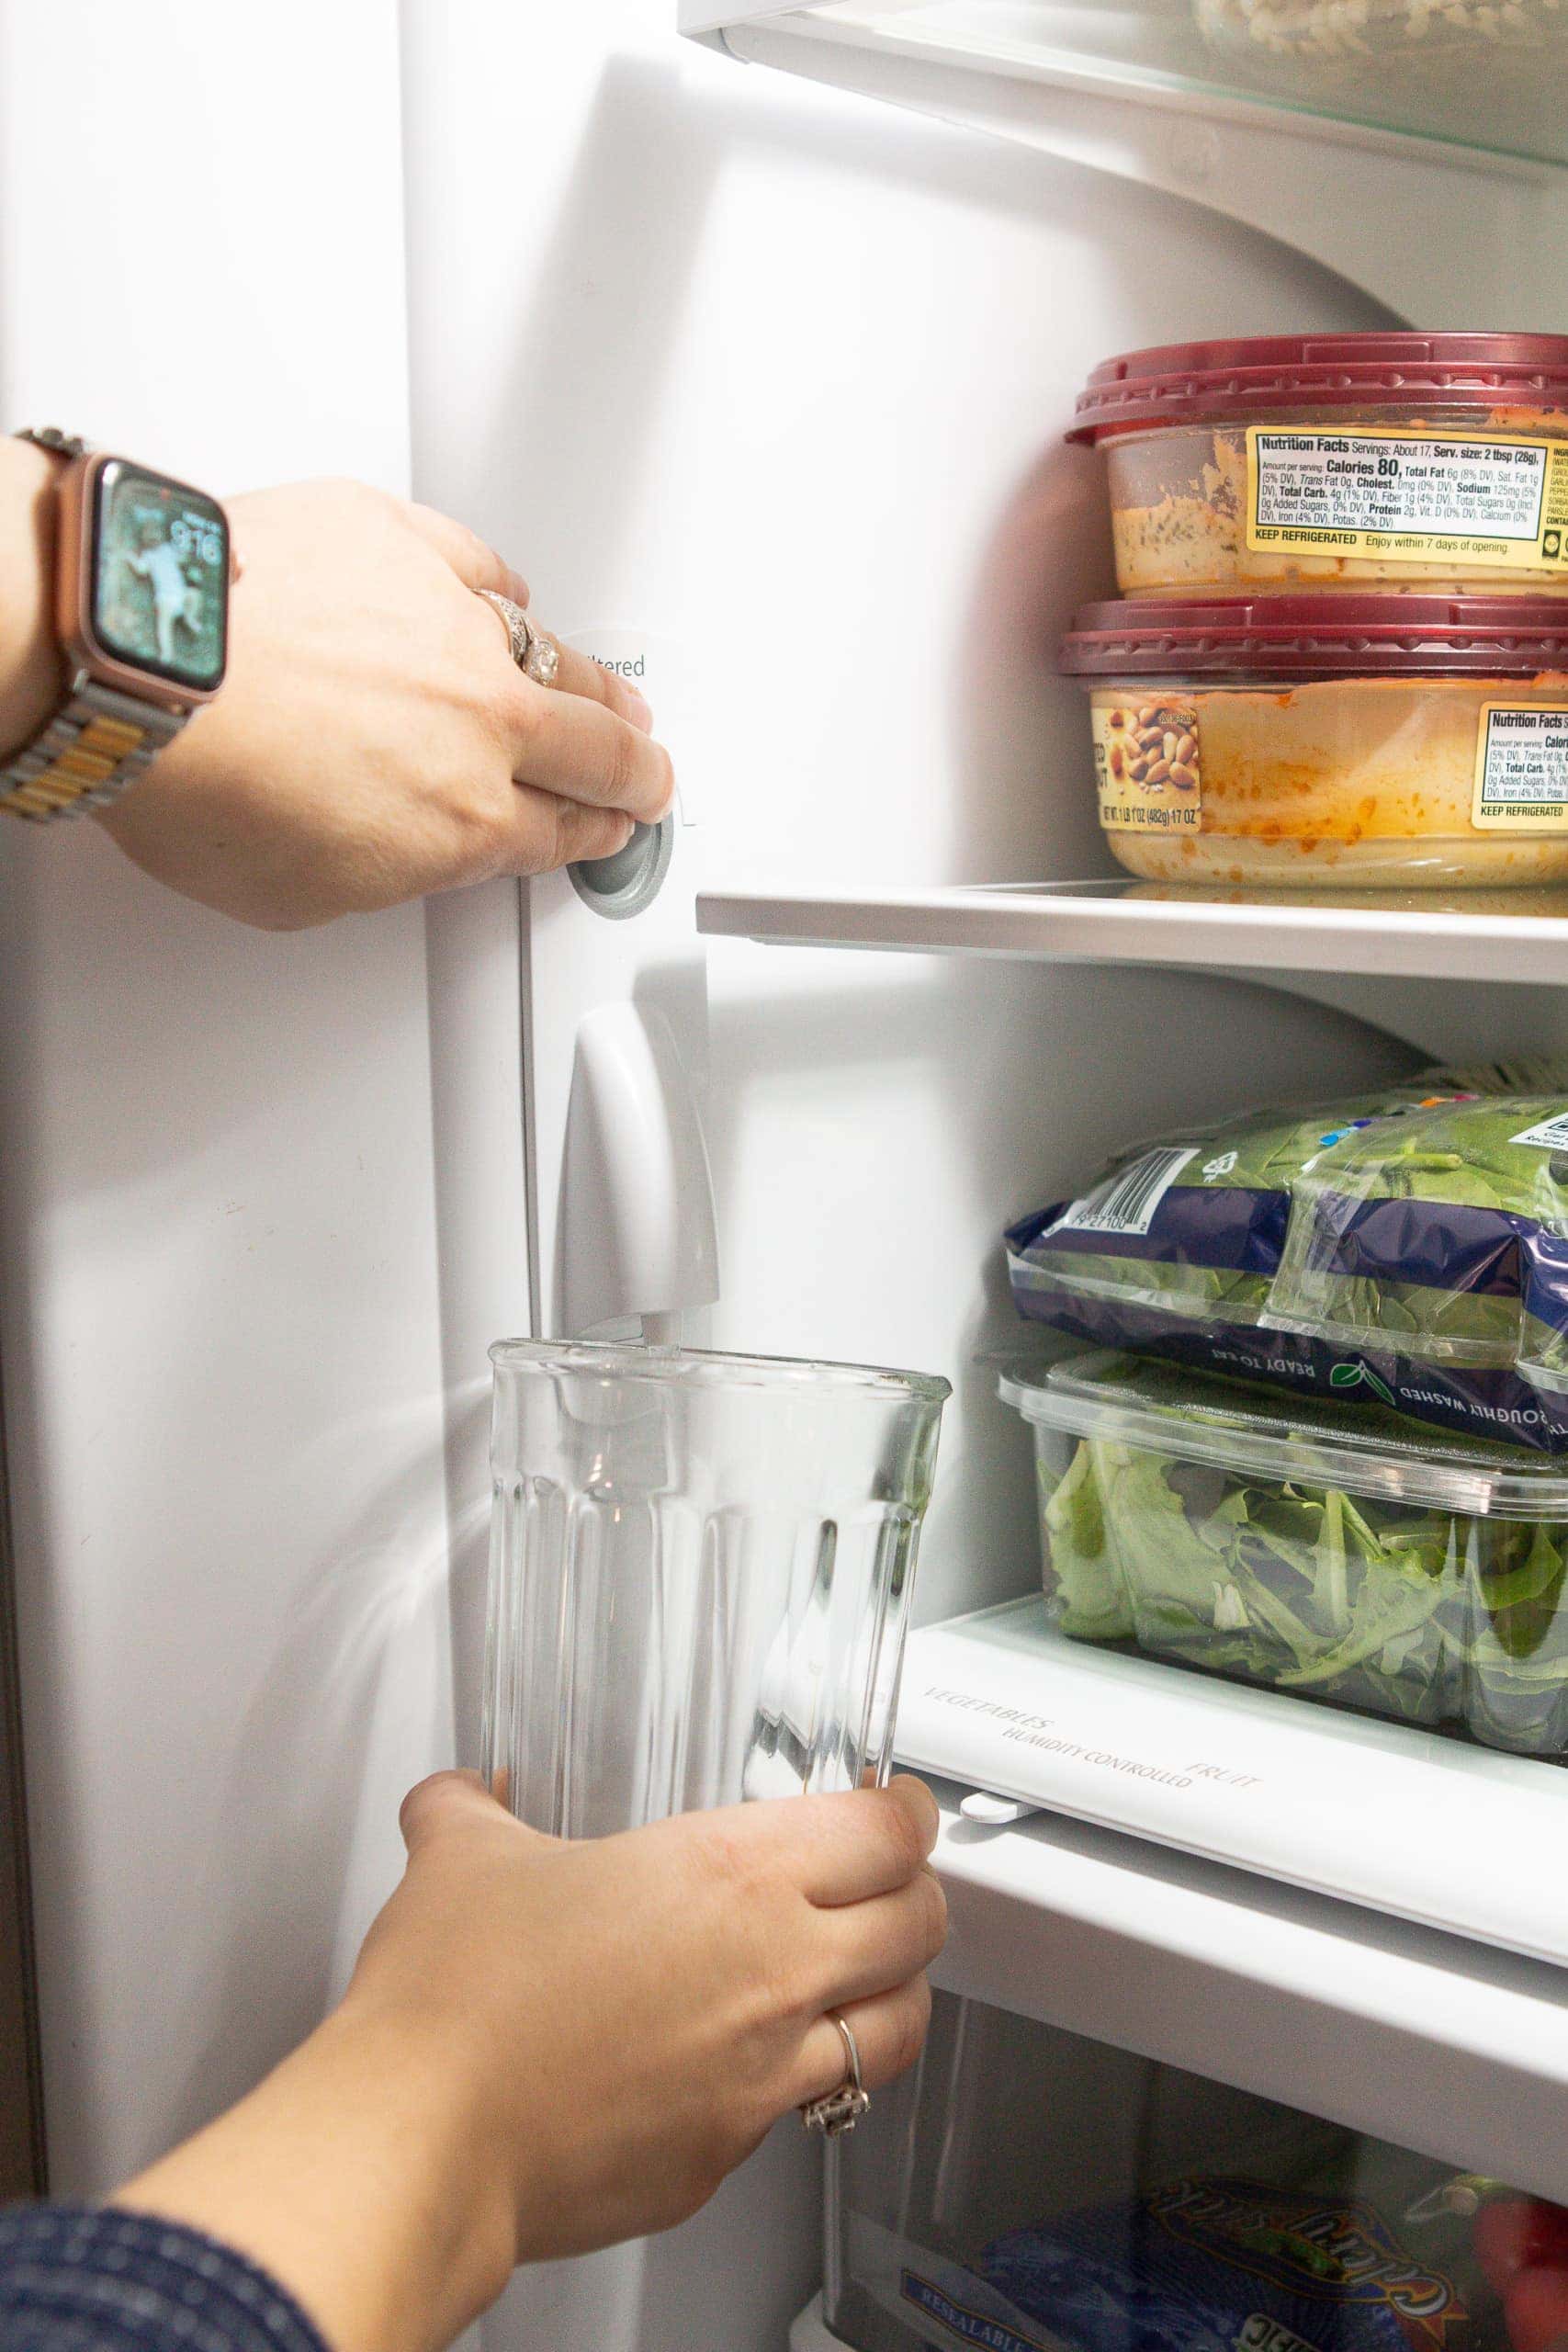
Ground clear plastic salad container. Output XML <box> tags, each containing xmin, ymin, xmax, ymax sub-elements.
<box><xmin>1059</xmin><ymin>593</ymin><xmax>1568</xmax><ymax>887</ymax></box>
<box><xmin>1069</xmin><ymin>334</ymin><xmax>1568</xmax><ymax>599</ymax></box>
<box><xmin>999</xmin><ymin>1349</ymin><xmax>1568</xmax><ymax>1758</ymax></box>
<box><xmin>483</xmin><ymin>1338</ymin><xmax>949</xmax><ymax>1838</ymax></box>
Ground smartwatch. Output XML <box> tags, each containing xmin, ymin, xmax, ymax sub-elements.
<box><xmin>0</xmin><ymin>428</ymin><xmax>231</xmax><ymax>822</ymax></box>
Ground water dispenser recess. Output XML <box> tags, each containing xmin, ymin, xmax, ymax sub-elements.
<box><xmin>481</xmin><ymin>1339</ymin><xmax>950</xmax><ymax>1838</ymax></box>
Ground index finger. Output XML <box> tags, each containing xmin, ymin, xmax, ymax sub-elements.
<box><xmin>402</xmin><ymin>499</ymin><xmax>531</xmax><ymax>609</ymax></box>
<box><xmin>750</xmin><ymin>1776</ymin><xmax>941</xmax><ymax>1908</ymax></box>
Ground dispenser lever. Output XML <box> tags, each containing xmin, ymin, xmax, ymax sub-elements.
<box><xmin>558</xmin><ymin>1001</ymin><xmax>719</xmax><ymax>1340</ymax></box>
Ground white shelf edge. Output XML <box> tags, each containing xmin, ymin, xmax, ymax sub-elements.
<box><xmin>918</xmin><ymin>1780</ymin><xmax>1568</xmax><ymax>2203</ymax></box>
<box><xmin>697</xmin><ymin>881</ymin><xmax>1568</xmax><ymax>988</ymax></box>
<box><xmin>789</xmin><ymin>2294</ymin><xmax>840</xmax><ymax>2352</ymax></box>
<box><xmin>897</xmin><ymin>1600</ymin><xmax>1568</xmax><ymax>1966</ymax></box>
<box><xmin>688</xmin><ymin>6</ymin><xmax>1568</xmax><ymax>327</ymax></box>
<box><xmin>681</xmin><ymin>0</ymin><xmax>785</xmax><ymax>29</ymax></box>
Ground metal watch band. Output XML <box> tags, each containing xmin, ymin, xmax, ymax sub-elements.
<box><xmin>0</xmin><ymin>676</ymin><xmax>183</xmax><ymax>822</ymax></box>
<box><xmin>1</xmin><ymin>427</ymin><xmax>190</xmax><ymax>821</ymax></box>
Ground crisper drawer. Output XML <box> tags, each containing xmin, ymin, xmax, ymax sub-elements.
<box><xmin>818</xmin><ymin>1989</ymin><xmax>1545</xmax><ymax>2352</ymax></box>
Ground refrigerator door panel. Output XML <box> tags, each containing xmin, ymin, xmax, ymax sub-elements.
<box><xmin>0</xmin><ymin>0</ymin><xmax>439</xmax><ymax>2198</ymax></box>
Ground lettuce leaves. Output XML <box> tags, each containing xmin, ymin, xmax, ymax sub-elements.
<box><xmin>1040</xmin><ymin>1436</ymin><xmax>1568</xmax><ymax>1752</ymax></box>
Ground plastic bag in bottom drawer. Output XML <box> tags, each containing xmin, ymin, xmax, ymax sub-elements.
<box><xmin>979</xmin><ymin>2177</ymin><xmax>1469</xmax><ymax>2352</ymax></box>
<box><xmin>838</xmin><ymin>2178</ymin><xmax>1471</xmax><ymax>2352</ymax></box>
<box><xmin>840</xmin><ymin>2212</ymin><xmax>1065</xmax><ymax>2352</ymax></box>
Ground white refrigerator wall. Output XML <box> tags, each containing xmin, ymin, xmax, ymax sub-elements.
<box><xmin>402</xmin><ymin>6</ymin><xmax>1427</xmax><ymax>2349</ymax></box>
<box><xmin>0</xmin><ymin>2</ymin><xmax>455</xmax><ymax>2195</ymax></box>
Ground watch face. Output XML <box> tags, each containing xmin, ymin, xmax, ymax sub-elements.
<box><xmin>90</xmin><ymin>458</ymin><xmax>228</xmax><ymax>693</ymax></box>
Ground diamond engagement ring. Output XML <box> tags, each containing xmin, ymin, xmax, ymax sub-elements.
<box><xmin>800</xmin><ymin>2012</ymin><xmax>870</xmax><ymax>2137</ymax></box>
<box><xmin>477</xmin><ymin>588</ymin><xmax>561</xmax><ymax>688</ymax></box>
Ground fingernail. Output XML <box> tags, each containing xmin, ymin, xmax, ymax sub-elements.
<box><xmin>624</xmin><ymin>685</ymin><xmax>653</xmax><ymax>731</ymax></box>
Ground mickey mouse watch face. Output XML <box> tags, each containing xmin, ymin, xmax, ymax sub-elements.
<box><xmin>57</xmin><ymin>451</ymin><xmax>231</xmax><ymax>710</ymax></box>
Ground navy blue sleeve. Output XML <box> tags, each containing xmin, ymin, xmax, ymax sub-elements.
<box><xmin>0</xmin><ymin>2202</ymin><xmax>331</xmax><ymax>2352</ymax></box>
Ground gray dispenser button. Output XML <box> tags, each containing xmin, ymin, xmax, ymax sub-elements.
<box><xmin>569</xmin><ymin>812</ymin><xmax>674</xmax><ymax>921</ymax></box>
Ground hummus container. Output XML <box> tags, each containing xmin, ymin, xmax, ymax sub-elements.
<box><xmin>1070</xmin><ymin>334</ymin><xmax>1568</xmax><ymax>598</ymax></box>
<box><xmin>1060</xmin><ymin>593</ymin><xmax>1568</xmax><ymax>888</ymax></box>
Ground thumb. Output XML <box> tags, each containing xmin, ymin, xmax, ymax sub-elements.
<box><xmin>399</xmin><ymin>1767</ymin><xmax>517</xmax><ymax>1857</ymax></box>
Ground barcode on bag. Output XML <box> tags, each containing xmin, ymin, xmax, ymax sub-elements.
<box><xmin>1048</xmin><ymin>1145</ymin><xmax>1200</xmax><ymax>1238</ymax></box>
<box><xmin>1511</xmin><ymin>1111</ymin><xmax>1568</xmax><ymax>1150</ymax></box>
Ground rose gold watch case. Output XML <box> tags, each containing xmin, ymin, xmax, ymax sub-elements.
<box><xmin>54</xmin><ymin>451</ymin><xmax>230</xmax><ymax>712</ymax></box>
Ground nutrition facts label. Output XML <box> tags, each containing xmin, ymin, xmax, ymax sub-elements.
<box><xmin>1472</xmin><ymin>704</ymin><xmax>1568</xmax><ymax>831</ymax></box>
<box><xmin>1247</xmin><ymin>427</ymin><xmax>1568</xmax><ymax>572</ymax></box>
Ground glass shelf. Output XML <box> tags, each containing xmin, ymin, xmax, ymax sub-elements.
<box><xmin>693</xmin><ymin>0</ymin><xmax>1568</xmax><ymax>322</ymax></box>
<box><xmin>784</xmin><ymin>0</ymin><xmax>1568</xmax><ymax>167</ymax></box>
<box><xmin>696</xmin><ymin>877</ymin><xmax>1568</xmax><ymax>987</ymax></box>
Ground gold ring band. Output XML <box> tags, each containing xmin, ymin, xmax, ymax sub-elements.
<box><xmin>477</xmin><ymin>587</ymin><xmax>560</xmax><ymax>688</ymax></box>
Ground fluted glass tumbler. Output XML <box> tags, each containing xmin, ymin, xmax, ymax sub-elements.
<box><xmin>482</xmin><ymin>1340</ymin><xmax>950</xmax><ymax>1838</ymax></box>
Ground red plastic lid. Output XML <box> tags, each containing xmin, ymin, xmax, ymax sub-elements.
<box><xmin>1068</xmin><ymin>333</ymin><xmax>1568</xmax><ymax>442</ymax></box>
<box><xmin>1059</xmin><ymin>594</ymin><xmax>1568</xmax><ymax>683</ymax></box>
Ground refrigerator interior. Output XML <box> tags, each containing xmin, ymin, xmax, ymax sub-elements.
<box><xmin>0</xmin><ymin>4</ymin><xmax>1565</xmax><ymax>2352</ymax></box>
<box><xmin>406</xmin><ymin>3</ymin><xmax>1568</xmax><ymax>2347</ymax></box>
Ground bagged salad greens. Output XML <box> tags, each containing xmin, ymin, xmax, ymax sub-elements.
<box><xmin>1007</xmin><ymin>1062</ymin><xmax>1568</xmax><ymax>1453</ymax></box>
<box><xmin>1003</xmin><ymin>1351</ymin><xmax>1568</xmax><ymax>1756</ymax></box>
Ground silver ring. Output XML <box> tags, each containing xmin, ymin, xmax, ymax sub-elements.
<box><xmin>477</xmin><ymin>588</ymin><xmax>560</xmax><ymax>688</ymax></box>
<box><xmin>800</xmin><ymin>2012</ymin><xmax>870</xmax><ymax>2138</ymax></box>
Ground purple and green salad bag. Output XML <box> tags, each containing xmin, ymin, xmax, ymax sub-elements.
<box><xmin>1007</xmin><ymin>1064</ymin><xmax>1568</xmax><ymax>1453</ymax></box>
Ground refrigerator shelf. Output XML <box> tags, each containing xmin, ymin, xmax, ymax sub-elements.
<box><xmin>913</xmin><ymin>1773</ymin><xmax>1568</xmax><ymax>2206</ymax></box>
<box><xmin>682</xmin><ymin>4</ymin><xmax>1566</xmax><ymax>328</ymax></box>
<box><xmin>897</xmin><ymin>1597</ymin><xmax>1568</xmax><ymax>1969</ymax></box>
<box><xmin>697</xmin><ymin>878</ymin><xmax>1568</xmax><ymax>987</ymax></box>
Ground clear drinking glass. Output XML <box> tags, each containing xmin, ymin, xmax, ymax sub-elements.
<box><xmin>482</xmin><ymin>1340</ymin><xmax>951</xmax><ymax>1837</ymax></box>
